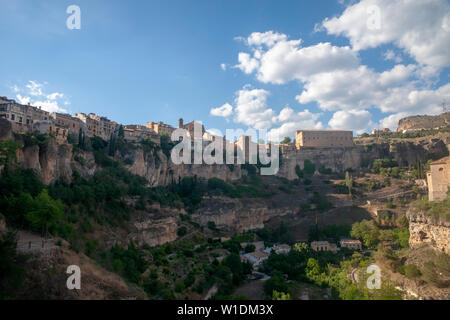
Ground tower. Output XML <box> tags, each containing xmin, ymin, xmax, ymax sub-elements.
<box><xmin>178</xmin><ymin>118</ymin><xmax>184</xmax><ymax>129</ymax></box>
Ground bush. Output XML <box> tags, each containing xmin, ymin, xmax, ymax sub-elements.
<box><xmin>177</xmin><ymin>226</ymin><xmax>187</xmax><ymax>237</ymax></box>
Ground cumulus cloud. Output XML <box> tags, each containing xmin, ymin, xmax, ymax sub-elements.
<box><xmin>233</xmin><ymin>87</ymin><xmax>273</xmax><ymax>129</ymax></box>
<box><xmin>322</xmin><ymin>0</ymin><xmax>450</xmax><ymax>69</ymax></box>
<box><xmin>234</xmin><ymin>31</ymin><xmax>359</xmax><ymax>84</ymax></box>
<box><xmin>268</xmin><ymin>107</ymin><xmax>323</xmax><ymax>141</ymax></box>
<box><xmin>229</xmin><ymin>2</ymin><xmax>449</xmax><ymax>136</ymax></box>
<box><xmin>210</xmin><ymin>103</ymin><xmax>233</xmax><ymax>117</ymax></box>
<box><xmin>220</xmin><ymin>63</ymin><xmax>227</xmax><ymax>71</ymax></box>
<box><xmin>236</xmin><ymin>52</ymin><xmax>260</xmax><ymax>74</ymax></box>
<box><xmin>383</xmin><ymin>50</ymin><xmax>402</xmax><ymax>63</ymax></box>
<box><xmin>13</xmin><ymin>81</ymin><xmax>68</xmax><ymax>113</ymax></box>
<box><xmin>378</xmin><ymin>112</ymin><xmax>409</xmax><ymax>131</ymax></box>
<box><xmin>328</xmin><ymin>109</ymin><xmax>374</xmax><ymax>134</ymax></box>
<box><xmin>216</xmin><ymin>85</ymin><xmax>324</xmax><ymax>141</ymax></box>
<box><xmin>296</xmin><ymin>65</ymin><xmax>449</xmax><ymax>114</ymax></box>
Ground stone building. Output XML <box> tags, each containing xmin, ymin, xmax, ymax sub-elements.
<box><xmin>241</xmin><ymin>251</ymin><xmax>269</xmax><ymax>267</ymax></box>
<box><xmin>235</xmin><ymin>135</ymin><xmax>258</xmax><ymax>163</ymax></box>
<box><xmin>176</xmin><ymin>118</ymin><xmax>205</xmax><ymax>140</ymax></box>
<box><xmin>311</xmin><ymin>241</ymin><xmax>333</xmax><ymax>252</ymax></box>
<box><xmin>427</xmin><ymin>156</ymin><xmax>450</xmax><ymax>201</ymax></box>
<box><xmin>0</xmin><ymin>96</ymin><xmax>50</xmax><ymax>133</ymax></box>
<box><xmin>295</xmin><ymin>130</ymin><xmax>353</xmax><ymax>148</ymax></box>
<box><xmin>74</xmin><ymin>113</ymin><xmax>99</xmax><ymax>137</ymax></box>
<box><xmin>146</xmin><ymin>121</ymin><xmax>175</xmax><ymax>136</ymax></box>
<box><xmin>339</xmin><ymin>239</ymin><xmax>362</xmax><ymax>250</ymax></box>
<box><xmin>123</xmin><ymin>125</ymin><xmax>160</xmax><ymax>144</ymax></box>
<box><xmin>51</xmin><ymin>112</ymin><xmax>84</xmax><ymax>135</ymax></box>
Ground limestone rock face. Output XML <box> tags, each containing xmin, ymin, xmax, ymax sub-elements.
<box><xmin>397</xmin><ymin>112</ymin><xmax>450</xmax><ymax>132</ymax></box>
<box><xmin>124</xmin><ymin>148</ymin><xmax>243</xmax><ymax>187</ymax></box>
<box><xmin>407</xmin><ymin>207</ymin><xmax>450</xmax><ymax>254</ymax></box>
<box><xmin>130</xmin><ymin>216</ymin><xmax>178</xmax><ymax>247</ymax></box>
<box><xmin>277</xmin><ymin>147</ymin><xmax>362</xmax><ymax>180</ymax></box>
<box><xmin>191</xmin><ymin>196</ymin><xmax>296</xmax><ymax>232</ymax></box>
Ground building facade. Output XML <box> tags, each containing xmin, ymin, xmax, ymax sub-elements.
<box><xmin>51</xmin><ymin>112</ymin><xmax>84</xmax><ymax>135</ymax></box>
<box><xmin>146</xmin><ymin>121</ymin><xmax>175</xmax><ymax>136</ymax></box>
<box><xmin>427</xmin><ymin>156</ymin><xmax>450</xmax><ymax>201</ymax></box>
<box><xmin>0</xmin><ymin>97</ymin><xmax>50</xmax><ymax>133</ymax></box>
<box><xmin>340</xmin><ymin>239</ymin><xmax>362</xmax><ymax>250</ymax></box>
<box><xmin>295</xmin><ymin>130</ymin><xmax>353</xmax><ymax>148</ymax></box>
<box><xmin>123</xmin><ymin>125</ymin><xmax>160</xmax><ymax>144</ymax></box>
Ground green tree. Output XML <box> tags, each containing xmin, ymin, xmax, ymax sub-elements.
<box><xmin>345</xmin><ymin>171</ymin><xmax>353</xmax><ymax>197</ymax></box>
<box><xmin>222</xmin><ymin>253</ymin><xmax>245</xmax><ymax>285</ymax></box>
<box><xmin>350</xmin><ymin>220</ymin><xmax>379</xmax><ymax>248</ymax></box>
<box><xmin>0</xmin><ymin>231</ymin><xmax>27</xmax><ymax>299</ymax></box>
<box><xmin>25</xmin><ymin>189</ymin><xmax>64</xmax><ymax>237</ymax></box>
<box><xmin>264</xmin><ymin>270</ymin><xmax>289</xmax><ymax>297</ymax></box>
<box><xmin>0</xmin><ymin>139</ymin><xmax>20</xmax><ymax>166</ymax></box>
<box><xmin>272</xmin><ymin>290</ymin><xmax>291</xmax><ymax>300</ymax></box>
<box><xmin>280</xmin><ymin>137</ymin><xmax>291</xmax><ymax>144</ymax></box>
<box><xmin>118</xmin><ymin>125</ymin><xmax>124</xmax><ymax>138</ymax></box>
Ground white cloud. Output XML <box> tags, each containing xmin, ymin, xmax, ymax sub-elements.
<box><xmin>246</xmin><ymin>31</ymin><xmax>288</xmax><ymax>47</ymax></box>
<box><xmin>13</xmin><ymin>81</ymin><xmax>67</xmax><ymax>113</ymax></box>
<box><xmin>210</xmin><ymin>103</ymin><xmax>233</xmax><ymax>117</ymax></box>
<box><xmin>268</xmin><ymin>107</ymin><xmax>323</xmax><ymax>141</ymax></box>
<box><xmin>322</xmin><ymin>0</ymin><xmax>450</xmax><ymax>69</ymax></box>
<box><xmin>234</xmin><ymin>31</ymin><xmax>359</xmax><ymax>84</ymax></box>
<box><xmin>220</xmin><ymin>63</ymin><xmax>227</xmax><ymax>71</ymax></box>
<box><xmin>296</xmin><ymin>64</ymin><xmax>449</xmax><ymax>115</ymax></box>
<box><xmin>377</xmin><ymin>64</ymin><xmax>415</xmax><ymax>87</ymax></box>
<box><xmin>46</xmin><ymin>92</ymin><xmax>64</xmax><ymax>100</ymax></box>
<box><xmin>235</xmin><ymin>52</ymin><xmax>260</xmax><ymax>74</ymax></box>
<box><xmin>234</xmin><ymin>87</ymin><xmax>273</xmax><ymax>129</ymax></box>
<box><xmin>383</xmin><ymin>50</ymin><xmax>402</xmax><ymax>63</ymax></box>
<box><xmin>26</xmin><ymin>80</ymin><xmax>43</xmax><ymax>96</ymax></box>
<box><xmin>328</xmin><ymin>109</ymin><xmax>373</xmax><ymax>134</ymax></box>
<box><xmin>378</xmin><ymin>112</ymin><xmax>409</xmax><ymax>130</ymax></box>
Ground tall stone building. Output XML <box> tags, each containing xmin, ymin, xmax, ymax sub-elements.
<box><xmin>51</xmin><ymin>112</ymin><xmax>84</xmax><ymax>135</ymax></box>
<box><xmin>0</xmin><ymin>96</ymin><xmax>50</xmax><ymax>133</ymax></box>
<box><xmin>295</xmin><ymin>130</ymin><xmax>353</xmax><ymax>148</ymax></box>
<box><xmin>146</xmin><ymin>121</ymin><xmax>175</xmax><ymax>136</ymax></box>
<box><xmin>427</xmin><ymin>156</ymin><xmax>450</xmax><ymax>201</ymax></box>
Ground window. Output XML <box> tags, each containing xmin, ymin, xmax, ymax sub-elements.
<box><xmin>11</xmin><ymin>114</ymin><xmax>15</xmax><ymax>120</ymax></box>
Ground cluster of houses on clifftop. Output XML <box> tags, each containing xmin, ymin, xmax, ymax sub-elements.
<box><xmin>0</xmin><ymin>96</ymin><xmax>356</xmax><ymax>157</ymax></box>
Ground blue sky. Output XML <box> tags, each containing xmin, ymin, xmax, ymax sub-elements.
<box><xmin>1</xmin><ymin>0</ymin><xmax>449</xmax><ymax>140</ymax></box>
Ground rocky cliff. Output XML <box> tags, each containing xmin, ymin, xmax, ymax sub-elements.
<box><xmin>191</xmin><ymin>196</ymin><xmax>297</xmax><ymax>232</ymax></box>
<box><xmin>356</xmin><ymin>135</ymin><xmax>450</xmax><ymax>167</ymax></box>
<box><xmin>397</xmin><ymin>111</ymin><xmax>450</xmax><ymax>132</ymax></box>
<box><xmin>407</xmin><ymin>206</ymin><xmax>450</xmax><ymax>254</ymax></box>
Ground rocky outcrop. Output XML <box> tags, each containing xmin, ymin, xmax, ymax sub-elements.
<box><xmin>125</xmin><ymin>148</ymin><xmax>243</xmax><ymax>187</ymax></box>
<box><xmin>278</xmin><ymin>147</ymin><xmax>362</xmax><ymax>180</ymax></box>
<box><xmin>407</xmin><ymin>206</ymin><xmax>450</xmax><ymax>254</ymax></box>
<box><xmin>15</xmin><ymin>137</ymin><xmax>73</xmax><ymax>185</ymax></box>
<box><xmin>357</xmin><ymin>136</ymin><xmax>449</xmax><ymax>167</ymax></box>
<box><xmin>130</xmin><ymin>216</ymin><xmax>178</xmax><ymax>247</ymax></box>
<box><xmin>191</xmin><ymin>196</ymin><xmax>296</xmax><ymax>232</ymax></box>
<box><xmin>397</xmin><ymin>112</ymin><xmax>450</xmax><ymax>132</ymax></box>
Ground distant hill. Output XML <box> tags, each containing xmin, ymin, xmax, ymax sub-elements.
<box><xmin>397</xmin><ymin>111</ymin><xmax>450</xmax><ymax>132</ymax></box>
